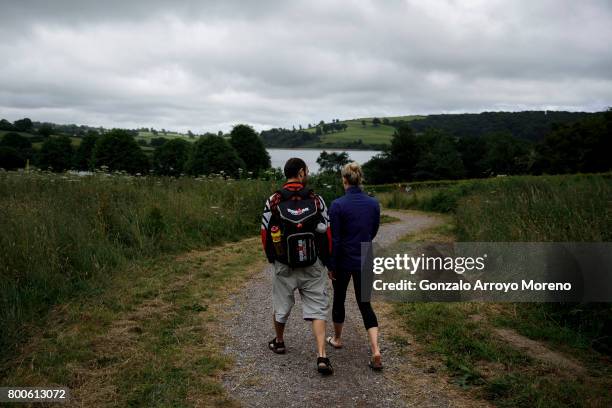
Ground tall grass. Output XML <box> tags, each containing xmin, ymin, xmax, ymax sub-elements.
<box><xmin>377</xmin><ymin>173</ymin><xmax>611</xmax><ymax>241</ymax></box>
<box><xmin>455</xmin><ymin>174</ymin><xmax>611</xmax><ymax>242</ymax></box>
<box><xmin>388</xmin><ymin>173</ymin><xmax>612</xmax><ymax>405</ymax></box>
<box><xmin>0</xmin><ymin>170</ymin><xmax>276</xmax><ymax>358</ymax></box>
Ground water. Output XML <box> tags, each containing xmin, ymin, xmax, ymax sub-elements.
<box><xmin>267</xmin><ymin>148</ymin><xmax>382</xmax><ymax>174</ymax></box>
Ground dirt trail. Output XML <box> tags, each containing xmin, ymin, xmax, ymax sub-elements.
<box><xmin>221</xmin><ymin>209</ymin><xmax>482</xmax><ymax>407</ymax></box>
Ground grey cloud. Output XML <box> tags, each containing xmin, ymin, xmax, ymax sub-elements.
<box><xmin>0</xmin><ymin>0</ymin><xmax>610</xmax><ymax>132</ymax></box>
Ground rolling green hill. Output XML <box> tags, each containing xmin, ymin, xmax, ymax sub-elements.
<box><xmin>262</xmin><ymin>111</ymin><xmax>598</xmax><ymax>149</ymax></box>
<box><xmin>303</xmin><ymin>116</ymin><xmax>423</xmax><ymax>147</ymax></box>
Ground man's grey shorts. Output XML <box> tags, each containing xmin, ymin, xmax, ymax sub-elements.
<box><xmin>272</xmin><ymin>259</ymin><xmax>329</xmax><ymax>324</ymax></box>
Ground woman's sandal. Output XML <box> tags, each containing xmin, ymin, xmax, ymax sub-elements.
<box><xmin>368</xmin><ymin>355</ymin><xmax>383</xmax><ymax>371</ymax></box>
<box><xmin>326</xmin><ymin>336</ymin><xmax>343</xmax><ymax>349</ymax></box>
<box><xmin>317</xmin><ymin>357</ymin><xmax>334</xmax><ymax>375</ymax></box>
<box><xmin>268</xmin><ymin>338</ymin><xmax>286</xmax><ymax>354</ymax></box>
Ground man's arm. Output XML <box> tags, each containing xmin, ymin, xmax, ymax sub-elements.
<box><xmin>261</xmin><ymin>194</ymin><xmax>276</xmax><ymax>263</ymax></box>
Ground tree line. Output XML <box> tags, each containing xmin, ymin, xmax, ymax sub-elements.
<box><xmin>395</xmin><ymin>111</ymin><xmax>598</xmax><ymax>142</ymax></box>
<box><xmin>363</xmin><ymin>109</ymin><xmax>612</xmax><ymax>184</ymax></box>
<box><xmin>0</xmin><ymin>124</ymin><xmax>271</xmax><ymax>178</ymax></box>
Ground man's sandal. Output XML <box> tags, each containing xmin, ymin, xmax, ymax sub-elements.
<box><xmin>317</xmin><ymin>357</ymin><xmax>334</xmax><ymax>375</ymax></box>
<box><xmin>368</xmin><ymin>355</ymin><xmax>383</xmax><ymax>370</ymax></box>
<box><xmin>268</xmin><ymin>338</ymin><xmax>286</xmax><ymax>354</ymax></box>
<box><xmin>326</xmin><ymin>336</ymin><xmax>343</xmax><ymax>349</ymax></box>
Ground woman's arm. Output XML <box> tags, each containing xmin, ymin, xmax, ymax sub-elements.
<box><xmin>371</xmin><ymin>201</ymin><xmax>380</xmax><ymax>239</ymax></box>
<box><xmin>328</xmin><ymin>201</ymin><xmax>342</xmax><ymax>272</ymax></box>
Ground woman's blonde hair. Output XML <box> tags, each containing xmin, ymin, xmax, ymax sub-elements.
<box><xmin>341</xmin><ymin>161</ymin><xmax>364</xmax><ymax>186</ymax></box>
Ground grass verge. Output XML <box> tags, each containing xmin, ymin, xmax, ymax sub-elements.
<box><xmin>389</xmin><ymin>219</ymin><xmax>612</xmax><ymax>407</ymax></box>
<box><xmin>1</xmin><ymin>237</ymin><xmax>266</xmax><ymax>406</ymax></box>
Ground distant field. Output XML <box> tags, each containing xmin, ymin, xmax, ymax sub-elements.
<box><xmin>0</xmin><ymin>130</ymin><xmax>32</xmax><ymax>138</ymax></box>
<box><xmin>137</xmin><ymin>131</ymin><xmax>191</xmax><ymax>140</ymax></box>
<box><xmin>136</xmin><ymin>131</ymin><xmax>198</xmax><ymax>149</ymax></box>
<box><xmin>31</xmin><ymin>136</ymin><xmax>82</xmax><ymax>148</ymax></box>
<box><xmin>0</xmin><ymin>131</ymin><xmax>83</xmax><ymax>148</ymax></box>
<box><xmin>305</xmin><ymin>115</ymin><xmax>423</xmax><ymax>146</ymax></box>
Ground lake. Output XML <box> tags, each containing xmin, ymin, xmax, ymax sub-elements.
<box><xmin>267</xmin><ymin>148</ymin><xmax>382</xmax><ymax>174</ymax></box>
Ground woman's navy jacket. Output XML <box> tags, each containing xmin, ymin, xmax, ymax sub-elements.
<box><xmin>328</xmin><ymin>186</ymin><xmax>380</xmax><ymax>272</ymax></box>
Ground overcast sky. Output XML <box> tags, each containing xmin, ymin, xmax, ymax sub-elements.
<box><xmin>1</xmin><ymin>0</ymin><xmax>611</xmax><ymax>133</ymax></box>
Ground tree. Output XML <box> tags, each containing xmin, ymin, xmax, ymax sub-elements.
<box><xmin>0</xmin><ymin>132</ymin><xmax>33</xmax><ymax>161</ymax></box>
<box><xmin>92</xmin><ymin>129</ymin><xmax>149</xmax><ymax>174</ymax></box>
<box><xmin>388</xmin><ymin>124</ymin><xmax>419</xmax><ymax>181</ymax></box>
<box><xmin>153</xmin><ymin>138</ymin><xmax>191</xmax><ymax>176</ymax></box>
<box><xmin>185</xmin><ymin>135</ymin><xmax>245</xmax><ymax>177</ymax></box>
<box><xmin>457</xmin><ymin>136</ymin><xmax>488</xmax><ymax>178</ymax></box>
<box><xmin>382</xmin><ymin>118</ymin><xmax>390</xmax><ymax>125</ymax></box>
<box><xmin>149</xmin><ymin>137</ymin><xmax>168</xmax><ymax>147</ymax></box>
<box><xmin>480</xmin><ymin>132</ymin><xmax>530</xmax><ymax>175</ymax></box>
<box><xmin>38</xmin><ymin>123</ymin><xmax>54</xmax><ymax>137</ymax></box>
<box><xmin>74</xmin><ymin>132</ymin><xmax>98</xmax><ymax>170</ymax></box>
<box><xmin>363</xmin><ymin>153</ymin><xmax>394</xmax><ymax>184</ymax></box>
<box><xmin>361</xmin><ymin>120</ymin><xmax>367</xmax><ymax>127</ymax></box>
<box><xmin>372</xmin><ymin>117</ymin><xmax>381</xmax><ymax>127</ymax></box>
<box><xmin>13</xmin><ymin>118</ymin><xmax>33</xmax><ymax>132</ymax></box>
<box><xmin>534</xmin><ymin>110</ymin><xmax>611</xmax><ymax>174</ymax></box>
<box><xmin>0</xmin><ymin>119</ymin><xmax>16</xmax><ymax>131</ymax></box>
<box><xmin>0</xmin><ymin>147</ymin><xmax>25</xmax><ymax>170</ymax></box>
<box><xmin>187</xmin><ymin>130</ymin><xmax>194</xmax><ymax>138</ymax></box>
<box><xmin>413</xmin><ymin>129</ymin><xmax>465</xmax><ymax>180</ymax></box>
<box><xmin>229</xmin><ymin>124</ymin><xmax>271</xmax><ymax>176</ymax></box>
<box><xmin>316</xmin><ymin>151</ymin><xmax>350</xmax><ymax>173</ymax></box>
<box><xmin>38</xmin><ymin>136</ymin><xmax>74</xmax><ymax>172</ymax></box>
<box><xmin>1</xmin><ymin>132</ymin><xmax>32</xmax><ymax>151</ymax></box>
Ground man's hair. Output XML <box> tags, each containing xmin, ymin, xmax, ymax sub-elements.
<box><xmin>284</xmin><ymin>157</ymin><xmax>307</xmax><ymax>178</ymax></box>
<box><xmin>341</xmin><ymin>161</ymin><xmax>364</xmax><ymax>186</ymax></box>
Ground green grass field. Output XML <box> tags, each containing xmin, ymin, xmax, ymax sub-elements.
<box><xmin>304</xmin><ymin>115</ymin><xmax>423</xmax><ymax>146</ymax></box>
<box><xmin>137</xmin><ymin>131</ymin><xmax>191</xmax><ymax>140</ymax></box>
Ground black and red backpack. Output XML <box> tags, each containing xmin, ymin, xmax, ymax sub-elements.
<box><xmin>271</xmin><ymin>188</ymin><xmax>325</xmax><ymax>268</ymax></box>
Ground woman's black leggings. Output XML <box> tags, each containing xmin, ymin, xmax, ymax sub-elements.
<box><xmin>332</xmin><ymin>269</ymin><xmax>378</xmax><ymax>330</ymax></box>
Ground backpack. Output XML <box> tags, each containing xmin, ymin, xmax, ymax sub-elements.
<box><xmin>272</xmin><ymin>188</ymin><xmax>323</xmax><ymax>268</ymax></box>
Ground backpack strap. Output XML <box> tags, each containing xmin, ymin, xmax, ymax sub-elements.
<box><xmin>277</xmin><ymin>188</ymin><xmax>313</xmax><ymax>202</ymax></box>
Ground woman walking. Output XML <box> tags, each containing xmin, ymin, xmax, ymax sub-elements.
<box><xmin>326</xmin><ymin>162</ymin><xmax>383</xmax><ymax>370</ymax></box>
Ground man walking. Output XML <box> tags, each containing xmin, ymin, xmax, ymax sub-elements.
<box><xmin>261</xmin><ymin>158</ymin><xmax>334</xmax><ymax>374</ymax></box>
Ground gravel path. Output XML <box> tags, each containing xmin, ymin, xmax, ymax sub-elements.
<box><xmin>222</xmin><ymin>210</ymin><xmax>453</xmax><ymax>407</ymax></box>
